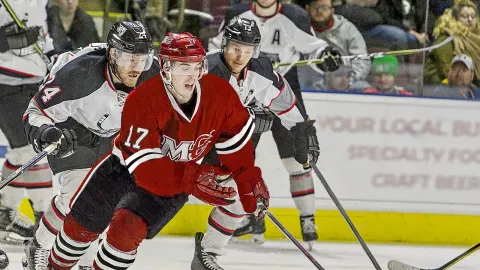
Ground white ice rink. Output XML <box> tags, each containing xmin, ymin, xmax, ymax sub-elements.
<box><xmin>2</xmin><ymin>237</ymin><xmax>480</xmax><ymax>269</ymax></box>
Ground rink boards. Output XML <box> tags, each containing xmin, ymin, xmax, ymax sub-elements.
<box><xmin>2</xmin><ymin>92</ymin><xmax>480</xmax><ymax>245</ymax></box>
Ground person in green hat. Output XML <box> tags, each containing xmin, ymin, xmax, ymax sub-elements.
<box><xmin>364</xmin><ymin>55</ymin><xmax>413</xmax><ymax>95</ymax></box>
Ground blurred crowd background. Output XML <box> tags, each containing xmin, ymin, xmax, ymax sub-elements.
<box><xmin>48</xmin><ymin>0</ymin><xmax>480</xmax><ymax>99</ymax></box>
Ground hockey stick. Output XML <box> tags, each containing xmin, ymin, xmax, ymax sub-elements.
<box><xmin>273</xmin><ymin>35</ymin><xmax>454</xmax><ymax>68</ymax></box>
<box><xmin>387</xmin><ymin>243</ymin><xmax>480</xmax><ymax>270</ymax></box>
<box><xmin>0</xmin><ymin>0</ymin><xmax>50</xmax><ymax>65</ymax></box>
<box><xmin>310</xmin><ymin>163</ymin><xmax>383</xmax><ymax>270</ymax></box>
<box><xmin>0</xmin><ymin>143</ymin><xmax>57</xmax><ymax>190</ymax></box>
<box><xmin>257</xmin><ymin>202</ymin><xmax>326</xmax><ymax>270</ymax></box>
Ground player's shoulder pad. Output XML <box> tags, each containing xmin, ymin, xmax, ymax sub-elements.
<box><xmin>206</xmin><ymin>51</ymin><xmax>231</xmax><ymax>81</ymax></box>
<box><xmin>201</xmin><ymin>73</ymin><xmax>236</xmax><ymax>97</ymax></box>
<box><xmin>280</xmin><ymin>3</ymin><xmax>312</xmax><ymax>34</ymax></box>
<box><xmin>248</xmin><ymin>55</ymin><xmax>279</xmax><ymax>82</ymax></box>
<box><xmin>45</xmin><ymin>49</ymin><xmax>107</xmax><ymax>101</ymax></box>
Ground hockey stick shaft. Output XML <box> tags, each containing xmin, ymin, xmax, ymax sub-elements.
<box><xmin>310</xmin><ymin>163</ymin><xmax>383</xmax><ymax>270</ymax></box>
<box><xmin>0</xmin><ymin>143</ymin><xmax>57</xmax><ymax>190</ymax></box>
<box><xmin>258</xmin><ymin>203</ymin><xmax>325</xmax><ymax>270</ymax></box>
<box><xmin>387</xmin><ymin>243</ymin><xmax>480</xmax><ymax>270</ymax></box>
<box><xmin>0</xmin><ymin>0</ymin><xmax>50</xmax><ymax>65</ymax></box>
<box><xmin>274</xmin><ymin>35</ymin><xmax>454</xmax><ymax>68</ymax></box>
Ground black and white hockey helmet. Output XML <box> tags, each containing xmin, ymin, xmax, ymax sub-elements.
<box><xmin>107</xmin><ymin>21</ymin><xmax>153</xmax><ymax>54</ymax></box>
<box><xmin>107</xmin><ymin>21</ymin><xmax>154</xmax><ymax>71</ymax></box>
<box><xmin>222</xmin><ymin>16</ymin><xmax>261</xmax><ymax>58</ymax></box>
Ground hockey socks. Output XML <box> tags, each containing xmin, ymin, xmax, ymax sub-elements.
<box><xmin>93</xmin><ymin>209</ymin><xmax>145</xmax><ymax>270</ymax></box>
<box><xmin>49</xmin><ymin>215</ymin><xmax>98</xmax><ymax>269</ymax></box>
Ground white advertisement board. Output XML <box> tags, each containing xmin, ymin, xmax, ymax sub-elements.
<box><xmin>256</xmin><ymin>93</ymin><xmax>480</xmax><ymax>214</ymax></box>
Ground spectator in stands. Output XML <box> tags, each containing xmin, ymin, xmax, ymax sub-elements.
<box><xmin>424</xmin><ymin>0</ymin><xmax>480</xmax><ymax>84</ymax></box>
<box><xmin>297</xmin><ymin>0</ymin><xmax>371</xmax><ymax>90</ymax></box>
<box><xmin>361</xmin><ymin>0</ymin><xmax>432</xmax><ymax>50</ymax></box>
<box><xmin>47</xmin><ymin>0</ymin><xmax>100</xmax><ymax>53</ymax></box>
<box><xmin>305</xmin><ymin>0</ymin><xmax>371</xmax><ymax>81</ymax></box>
<box><xmin>324</xmin><ymin>66</ymin><xmax>371</xmax><ymax>92</ymax></box>
<box><xmin>427</xmin><ymin>54</ymin><xmax>480</xmax><ymax>99</ymax></box>
<box><xmin>364</xmin><ymin>55</ymin><xmax>414</xmax><ymax>95</ymax></box>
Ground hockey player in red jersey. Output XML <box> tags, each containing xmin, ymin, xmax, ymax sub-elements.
<box><xmin>45</xmin><ymin>32</ymin><xmax>270</xmax><ymax>270</ymax></box>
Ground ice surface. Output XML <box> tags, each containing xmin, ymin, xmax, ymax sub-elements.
<box><xmin>3</xmin><ymin>237</ymin><xmax>480</xmax><ymax>269</ymax></box>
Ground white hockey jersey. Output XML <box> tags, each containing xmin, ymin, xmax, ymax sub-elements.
<box><xmin>23</xmin><ymin>45</ymin><xmax>160</xmax><ymax>173</ymax></box>
<box><xmin>207</xmin><ymin>51</ymin><xmax>306</xmax><ymax>130</ymax></box>
<box><xmin>208</xmin><ymin>3</ymin><xmax>328</xmax><ymax>75</ymax></box>
<box><xmin>0</xmin><ymin>0</ymin><xmax>54</xmax><ymax>86</ymax></box>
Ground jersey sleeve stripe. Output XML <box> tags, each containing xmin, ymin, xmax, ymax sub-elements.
<box><xmin>127</xmin><ymin>153</ymin><xmax>165</xmax><ymax>174</ymax></box>
<box><xmin>216</xmin><ymin>117</ymin><xmax>254</xmax><ymax>155</ymax></box>
<box><xmin>125</xmin><ymin>148</ymin><xmax>163</xmax><ymax>165</ymax></box>
<box><xmin>277</xmin><ymin>96</ymin><xmax>297</xmax><ymax>116</ymax></box>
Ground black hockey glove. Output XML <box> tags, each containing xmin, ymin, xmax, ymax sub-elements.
<box><xmin>316</xmin><ymin>46</ymin><xmax>342</xmax><ymax>73</ymax></box>
<box><xmin>247</xmin><ymin>106</ymin><xmax>275</xmax><ymax>133</ymax></box>
<box><xmin>290</xmin><ymin>120</ymin><xmax>320</xmax><ymax>167</ymax></box>
<box><xmin>0</xmin><ymin>24</ymin><xmax>42</xmax><ymax>53</ymax></box>
<box><xmin>33</xmin><ymin>125</ymin><xmax>78</xmax><ymax>159</ymax></box>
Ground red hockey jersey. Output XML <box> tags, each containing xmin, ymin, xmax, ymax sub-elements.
<box><xmin>112</xmin><ymin>74</ymin><xmax>257</xmax><ymax>196</ymax></box>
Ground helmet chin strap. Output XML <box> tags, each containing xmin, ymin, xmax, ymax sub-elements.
<box><xmin>162</xmin><ymin>73</ymin><xmax>193</xmax><ymax>104</ymax></box>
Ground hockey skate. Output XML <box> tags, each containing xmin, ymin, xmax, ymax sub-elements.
<box><xmin>191</xmin><ymin>232</ymin><xmax>224</xmax><ymax>270</ymax></box>
<box><xmin>0</xmin><ymin>206</ymin><xmax>34</xmax><ymax>245</ymax></box>
<box><xmin>22</xmin><ymin>238</ymin><xmax>50</xmax><ymax>270</ymax></box>
<box><xmin>300</xmin><ymin>215</ymin><xmax>318</xmax><ymax>250</ymax></box>
<box><xmin>230</xmin><ymin>214</ymin><xmax>266</xmax><ymax>244</ymax></box>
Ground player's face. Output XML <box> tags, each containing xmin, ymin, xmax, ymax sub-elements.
<box><xmin>307</xmin><ymin>0</ymin><xmax>334</xmax><ymax>24</ymax></box>
<box><xmin>111</xmin><ymin>49</ymin><xmax>150</xmax><ymax>87</ymax></box>
<box><xmin>224</xmin><ymin>41</ymin><xmax>255</xmax><ymax>74</ymax></box>
<box><xmin>170</xmin><ymin>61</ymin><xmax>204</xmax><ymax>98</ymax></box>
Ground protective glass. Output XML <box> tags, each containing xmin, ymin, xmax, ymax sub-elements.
<box><xmin>113</xmin><ymin>48</ymin><xmax>154</xmax><ymax>71</ymax></box>
<box><xmin>162</xmin><ymin>59</ymin><xmax>207</xmax><ymax>78</ymax></box>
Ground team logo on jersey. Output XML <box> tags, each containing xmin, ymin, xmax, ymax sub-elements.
<box><xmin>161</xmin><ymin>130</ymin><xmax>216</xmax><ymax>161</ymax></box>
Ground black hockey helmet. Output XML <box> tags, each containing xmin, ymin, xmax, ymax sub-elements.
<box><xmin>107</xmin><ymin>21</ymin><xmax>153</xmax><ymax>54</ymax></box>
<box><xmin>221</xmin><ymin>16</ymin><xmax>261</xmax><ymax>58</ymax></box>
<box><xmin>107</xmin><ymin>21</ymin><xmax>154</xmax><ymax>72</ymax></box>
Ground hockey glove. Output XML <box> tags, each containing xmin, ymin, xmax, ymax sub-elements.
<box><xmin>316</xmin><ymin>46</ymin><xmax>342</xmax><ymax>73</ymax></box>
<box><xmin>33</xmin><ymin>125</ymin><xmax>78</xmax><ymax>159</ymax></box>
<box><xmin>0</xmin><ymin>24</ymin><xmax>42</xmax><ymax>53</ymax></box>
<box><xmin>234</xmin><ymin>167</ymin><xmax>270</xmax><ymax>214</ymax></box>
<box><xmin>290</xmin><ymin>120</ymin><xmax>320</xmax><ymax>166</ymax></box>
<box><xmin>181</xmin><ymin>163</ymin><xmax>237</xmax><ymax>206</ymax></box>
<box><xmin>247</xmin><ymin>106</ymin><xmax>275</xmax><ymax>133</ymax></box>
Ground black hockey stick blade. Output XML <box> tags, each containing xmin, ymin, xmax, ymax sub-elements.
<box><xmin>387</xmin><ymin>243</ymin><xmax>480</xmax><ymax>270</ymax></box>
<box><xmin>257</xmin><ymin>202</ymin><xmax>325</xmax><ymax>270</ymax></box>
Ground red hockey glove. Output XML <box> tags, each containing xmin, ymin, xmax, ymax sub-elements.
<box><xmin>181</xmin><ymin>163</ymin><xmax>237</xmax><ymax>206</ymax></box>
<box><xmin>234</xmin><ymin>167</ymin><xmax>270</xmax><ymax>213</ymax></box>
